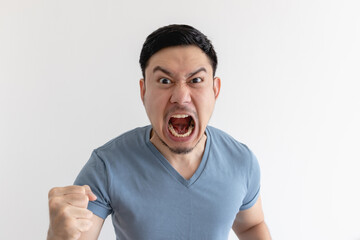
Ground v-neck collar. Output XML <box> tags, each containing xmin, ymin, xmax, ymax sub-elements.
<box><xmin>145</xmin><ymin>126</ymin><xmax>211</xmax><ymax>188</ymax></box>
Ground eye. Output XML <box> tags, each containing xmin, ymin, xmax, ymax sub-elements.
<box><xmin>190</xmin><ymin>77</ymin><xmax>202</xmax><ymax>83</ymax></box>
<box><xmin>159</xmin><ymin>78</ymin><xmax>172</xmax><ymax>84</ymax></box>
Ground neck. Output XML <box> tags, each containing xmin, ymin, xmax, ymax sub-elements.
<box><xmin>150</xmin><ymin>130</ymin><xmax>207</xmax><ymax>179</ymax></box>
<box><xmin>167</xmin><ymin>134</ymin><xmax>206</xmax><ymax>165</ymax></box>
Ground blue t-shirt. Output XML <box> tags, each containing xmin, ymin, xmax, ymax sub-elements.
<box><xmin>74</xmin><ymin>125</ymin><xmax>260</xmax><ymax>240</ymax></box>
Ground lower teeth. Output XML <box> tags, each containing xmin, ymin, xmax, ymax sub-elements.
<box><xmin>168</xmin><ymin>123</ymin><xmax>194</xmax><ymax>137</ymax></box>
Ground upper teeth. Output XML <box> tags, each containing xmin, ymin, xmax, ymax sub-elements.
<box><xmin>171</xmin><ymin>114</ymin><xmax>189</xmax><ymax>118</ymax></box>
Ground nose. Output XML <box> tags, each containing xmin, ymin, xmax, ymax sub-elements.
<box><xmin>170</xmin><ymin>83</ymin><xmax>191</xmax><ymax>105</ymax></box>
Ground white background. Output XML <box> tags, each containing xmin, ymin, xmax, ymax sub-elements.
<box><xmin>1</xmin><ymin>0</ymin><xmax>360</xmax><ymax>239</ymax></box>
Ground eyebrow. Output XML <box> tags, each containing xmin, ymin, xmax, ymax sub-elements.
<box><xmin>152</xmin><ymin>66</ymin><xmax>207</xmax><ymax>78</ymax></box>
<box><xmin>153</xmin><ymin>66</ymin><xmax>173</xmax><ymax>77</ymax></box>
<box><xmin>187</xmin><ymin>67</ymin><xmax>207</xmax><ymax>78</ymax></box>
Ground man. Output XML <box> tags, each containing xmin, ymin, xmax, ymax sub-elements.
<box><xmin>47</xmin><ymin>24</ymin><xmax>271</xmax><ymax>240</ymax></box>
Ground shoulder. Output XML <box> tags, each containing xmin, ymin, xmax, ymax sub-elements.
<box><xmin>98</xmin><ymin>126</ymin><xmax>149</xmax><ymax>149</ymax></box>
<box><xmin>207</xmin><ymin>126</ymin><xmax>251</xmax><ymax>154</ymax></box>
<box><xmin>206</xmin><ymin>126</ymin><xmax>257</xmax><ymax>168</ymax></box>
<box><xmin>92</xmin><ymin>125</ymin><xmax>151</xmax><ymax>161</ymax></box>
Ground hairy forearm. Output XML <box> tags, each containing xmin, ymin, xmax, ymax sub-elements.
<box><xmin>235</xmin><ymin>221</ymin><xmax>271</xmax><ymax>240</ymax></box>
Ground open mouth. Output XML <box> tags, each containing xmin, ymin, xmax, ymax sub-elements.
<box><xmin>168</xmin><ymin>114</ymin><xmax>195</xmax><ymax>138</ymax></box>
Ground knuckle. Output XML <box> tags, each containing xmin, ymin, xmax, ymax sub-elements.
<box><xmin>72</xmin><ymin>185</ymin><xmax>87</xmax><ymax>195</ymax></box>
<box><xmin>63</xmin><ymin>217</ymin><xmax>74</xmax><ymax>228</ymax></box>
<box><xmin>81</xmin><ymin>185</ymin><xmax>89</xmax><ymax>194</ymax></box>
<box><xmin>48</xmin><ymin>196</ymin><xmax>62</xmax><ymax>210</ymax></box>
<box><xmin>80</xmin><ymin>194</ymin><xmax>89</xmax><ymax>202</ymax></box>
<box><xmin>62</xmin><ymin>214</ymin><xmax>77</xmax><ymax>229</ymax></box>
<box><xmin>62</xmin><ymin>204</ymin><xmax>73</xmax><ymax>215</ymax></box>
<box><xmin>74</xmin><ymin>194</ymin><xmax>89</xmax><ymax>208</ymax></box>
<box><xmin>57</xmin><ymin>205</ymin><xmax>72</xmax><ymax>219</ymax></box>
<box><xmin>48</xmin><ymin>187</ymin><xmax>59</xmax><ymax>198</ymax></box>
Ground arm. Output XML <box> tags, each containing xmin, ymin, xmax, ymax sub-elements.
<box><xmin>232</xmin><ymin>197</ymin><xmax>271</xmax><ymax>240</ymax></box>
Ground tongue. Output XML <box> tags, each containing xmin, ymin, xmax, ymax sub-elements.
<box><xmin>170</xmin><ymin>117</ymin><xmax>191</xmax><ymax>134</ymax></box>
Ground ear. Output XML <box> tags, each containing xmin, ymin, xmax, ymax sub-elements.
<box><xmin>139</xmin><ymin>78</ymin><xmax>146</xmax><ymax>104</ymax></box>
<box><xmin>213</xmin><ymin>77</ymin><xmax>221</xmax><ymax>100</ymax></box>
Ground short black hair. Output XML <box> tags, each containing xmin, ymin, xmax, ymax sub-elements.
<box><xmin>139</xmin><ymin>24</ymin><xmax>218</xmax><ymax>79</ymax></box>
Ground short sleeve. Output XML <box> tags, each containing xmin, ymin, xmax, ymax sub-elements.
<box><xmin>239</xmin><ymin>149</ymin><xmax>261</xmax><ymax>211</ymax></box>
<box><xmin>74</xmin><ymin>150</ymin><xmax>113</xmax><ymax>219</ymax></box>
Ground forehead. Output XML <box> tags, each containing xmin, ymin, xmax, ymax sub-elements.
<box><xmin>146</xmin><ymin>46</ymin><xmax>213</xmax><ymax>76</ymax></box>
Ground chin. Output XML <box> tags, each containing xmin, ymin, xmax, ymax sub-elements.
<box><xmin>162</xmin><ymin>130</ymin><xmax>205</xmax><ymax>155</ymax></box>
<box><xmin>165</xmin><ymin>144</ymin><xmax>194</xmax><ymax>155</ymax></box>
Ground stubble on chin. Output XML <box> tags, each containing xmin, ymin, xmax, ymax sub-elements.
<box><xmin>151</xmin><ymin>129</ymin><xmax>204</xmax><ymax>155</ymax></box>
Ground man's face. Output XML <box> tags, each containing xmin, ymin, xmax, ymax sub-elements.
<box><xmin>140</xmin><ymin>45</ymin><xmax>221</xmax><ymax>154</ymax></box>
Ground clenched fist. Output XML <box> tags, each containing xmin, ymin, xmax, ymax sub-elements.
<box><xmin>47</xmin><ymin>185</ymin><xmax>97</xmax><ymax>240</ymax></box>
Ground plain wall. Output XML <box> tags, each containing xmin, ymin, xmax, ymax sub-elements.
<box><xmin>1</xmin><ymin>0</ymin><xmax>359</xmax><ymax>239</ymax></box>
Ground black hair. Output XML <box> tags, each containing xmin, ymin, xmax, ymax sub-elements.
<box><xmin>139</xmin><ymin>24</ymin><xmax>218</xmax><ymax>79</ymax></box>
